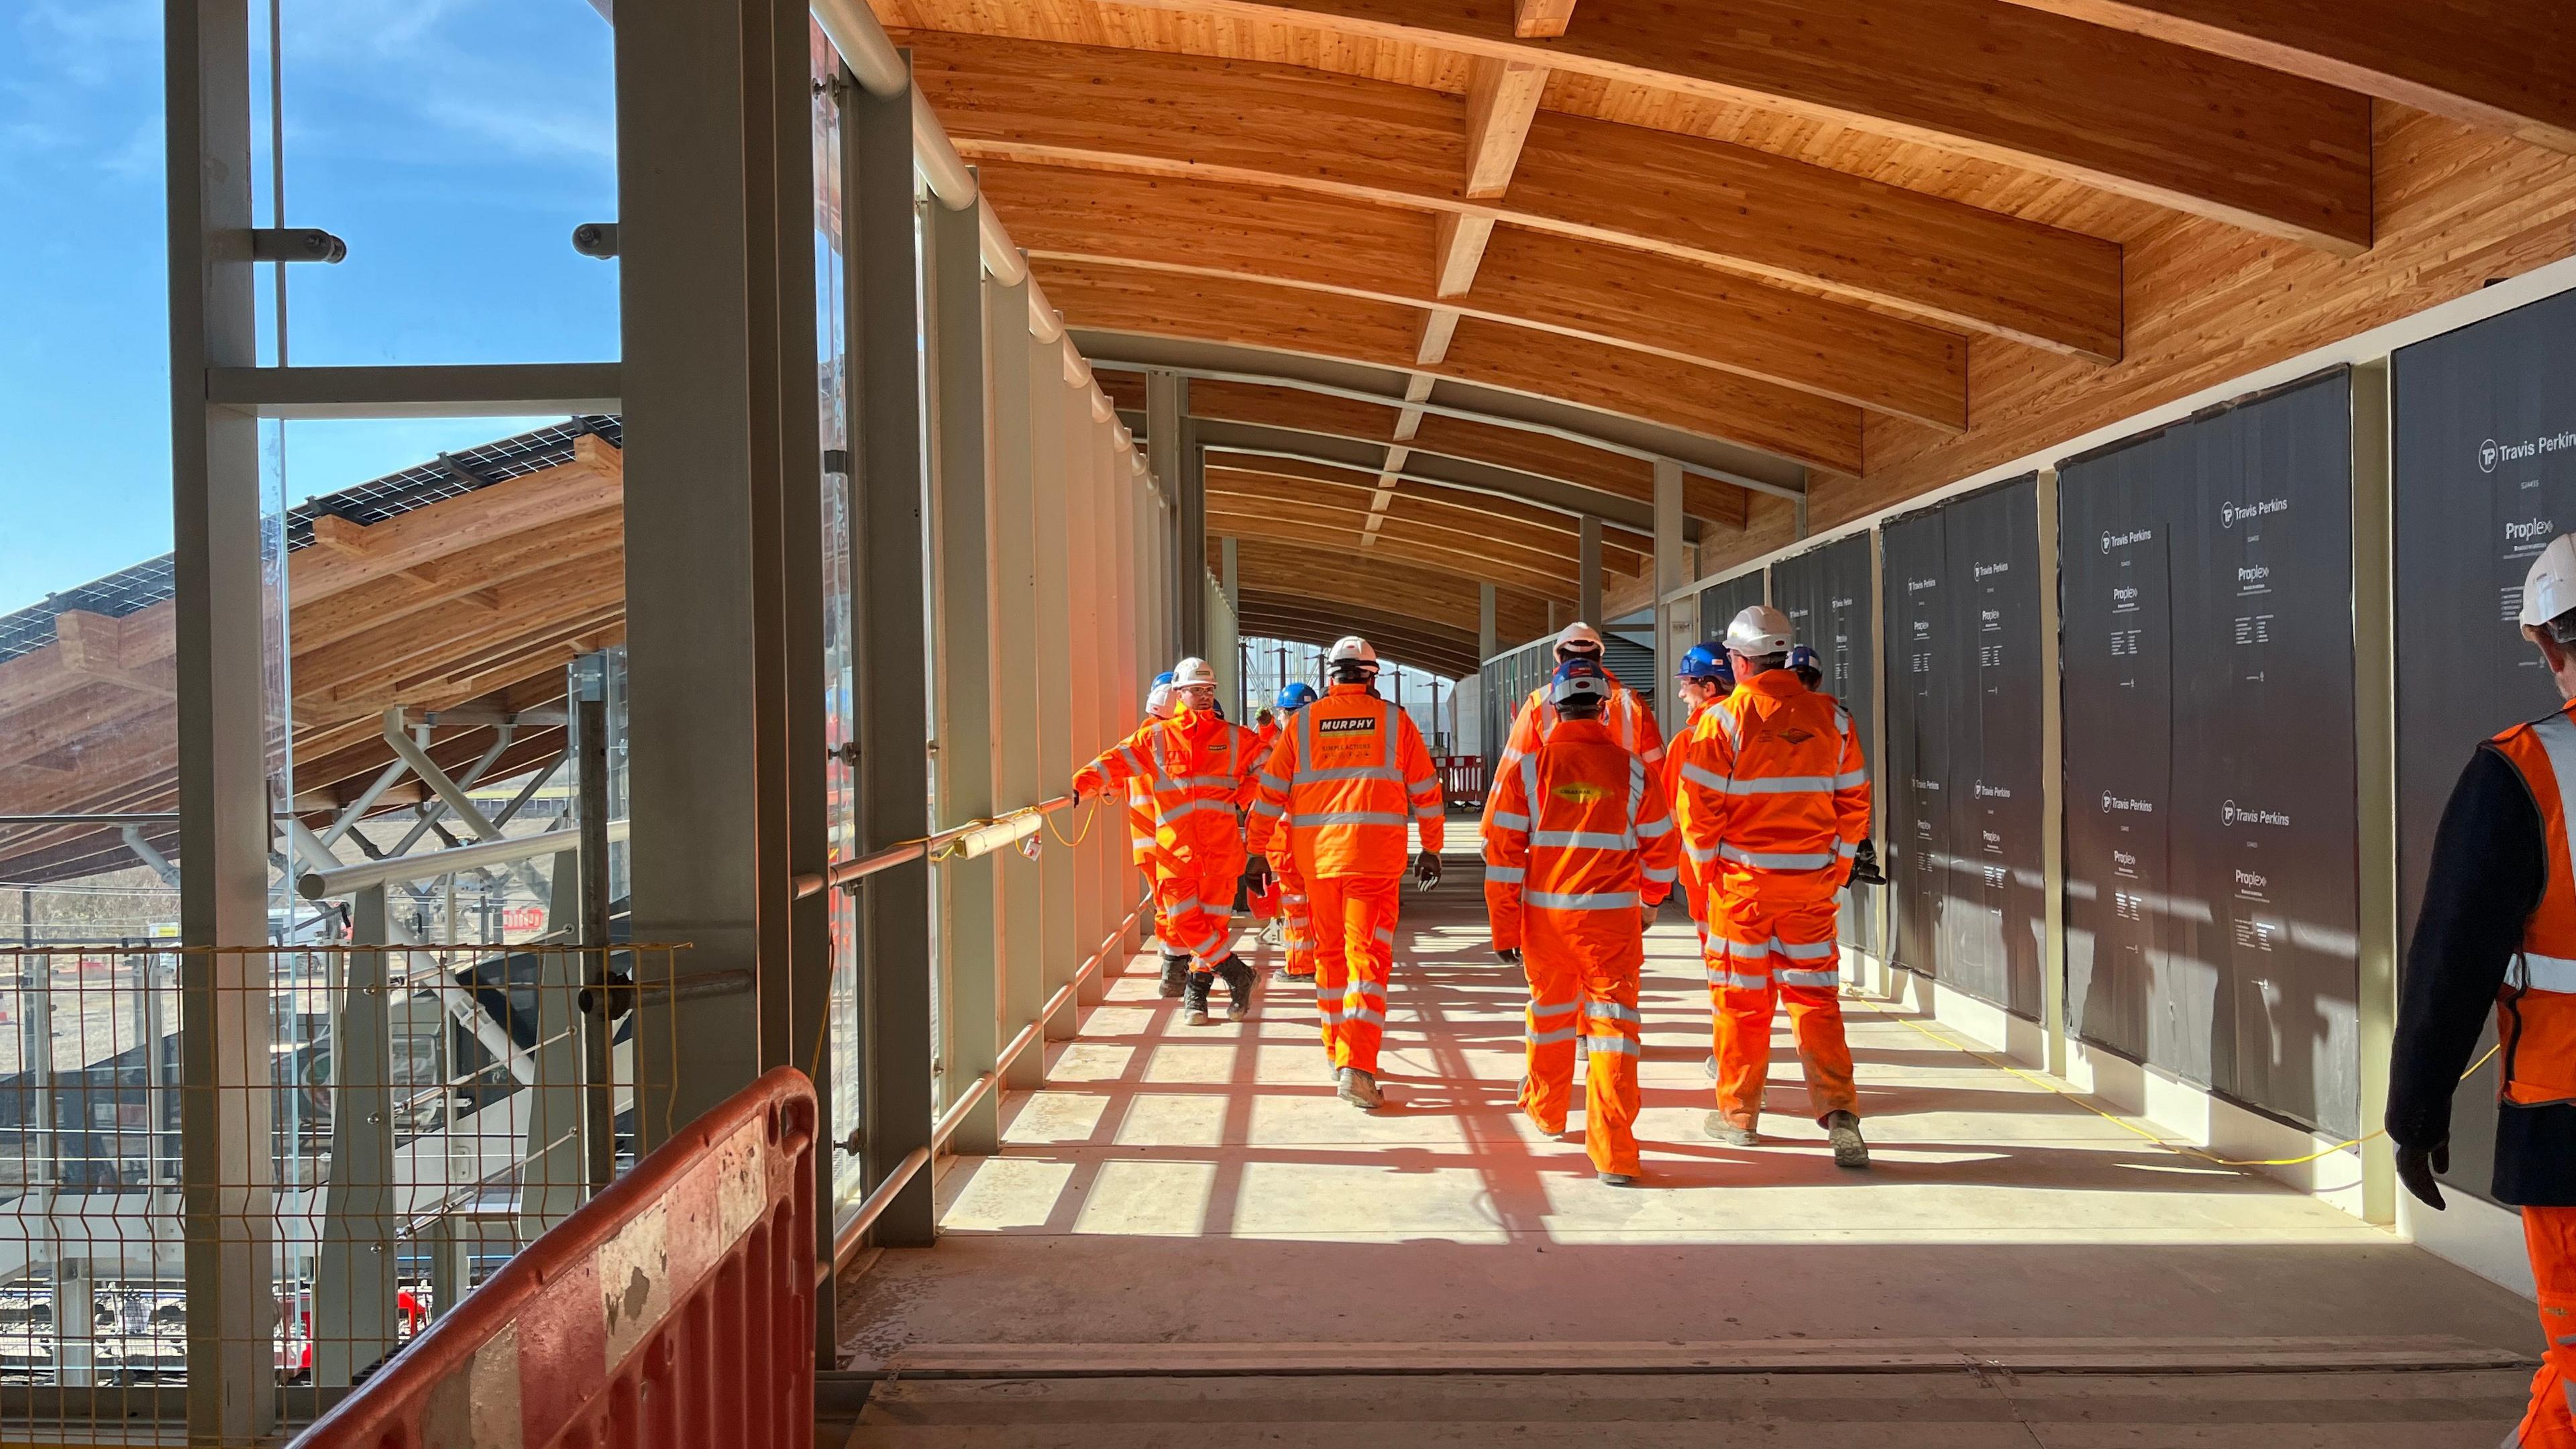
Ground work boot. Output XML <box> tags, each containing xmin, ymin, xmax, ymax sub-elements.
<box><xmin>1704</xmin><ymin>1112</ymin><xmax>1759</xmax><ymax>1147</ymax></box>
<box><xmin>1214</xmin><ymin>956</ymin><xmax>1258</xmax><ymax>1020</ymax></box>
<box><xmin>1597</xmin><ymin>1171</ymin><xmax>1641</xmax><ymax>1188</ymax></box>
<box><xmin>1158</xmin><ymin>953</ymin><xmax>1191</xmax><ymax>999</ymax></box>
<box><xmin>1337</xmin><ymin>1067</ymin><xmax>1384</xmax><ymax>1110</ymax></box>
<box><xmin>1826</xmin><ymin>1110</ymin><xmax>1870</xmax><ymax>1169</ymax></box>
<box><xmin>1181</xmin><ymin>969</ymin><xmax>1215</xmax><ymax>1026</ymax></box>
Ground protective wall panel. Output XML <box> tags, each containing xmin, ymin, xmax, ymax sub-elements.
<box><xmin>1774</xmin><ymin>533</ymin><xmax>1882</xmax><ymax>956</ymax></box>
<box><xmin>2058</xmin><ymin>453</ymin><xmax>2174</xmax><ymax>1071</ymax></box>
<box><xmin>1881</xmin><ymin>508</ymin><xmax>1951</xmax><ymax>981</ymax></box>
<box><xmin>2058</xmin><ymin>370</ymin><xmax>2359</xmax><ymax>1136</ymax></box>
<box><xmin>1943</xmin><ymin>478</ymin><xmax>2047</xmax><ymax>1018</ymax></box>
<box><xmin>2394</xmin><ymin>288</ymin><xmax>2576</xmax><ymax>1199</ymax></box>
<box><xmin>1697</xmin><ymin>570</ymin><xmax>1767</xmax><ymax>647</ymax></box>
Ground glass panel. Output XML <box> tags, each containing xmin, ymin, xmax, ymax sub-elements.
<box><xmin>815</xmin><ymin>34</ymin><xmax>866</xmax><ymax>1220</ymax></box>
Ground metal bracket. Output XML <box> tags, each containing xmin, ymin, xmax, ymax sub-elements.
<box><xmin>837</xmin><ymin>1128</ymin><xmax>865</xmax><ymax>1157</ymax></box>
<box><xmin>571</xmin><ymin>222</ymin><xmax>619</xmax><ymax>260</ymax></box>
<box><xmin>250</xmin><ymin>227</ymin><xmax>347</xmax><ymax>263</ymax></box>
<box><xmin>830</xmin><ymin>741</ymin><xmax>863</xmax><ymax>767</ymax></box>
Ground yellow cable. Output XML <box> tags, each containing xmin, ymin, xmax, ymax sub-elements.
<box><xmin>1044</xmin><ymin>796</ymin><xmax>1100</xmax><ymax>847</ymax></box>
<box><xmin>1849</xmin><ymin>993</ymin><xmax>2499</xmax><ymax>1170</ymax></box>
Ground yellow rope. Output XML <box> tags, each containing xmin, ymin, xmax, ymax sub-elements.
<box><xmin>1850</xmin><ymin>992</ymin><xmax>2499</xmax><ymax>1170</ymax></box>
<box><xmin>1044</xmin><ymin>796</ymin><xmax>1100</xmax><ymax>847</ymax></box>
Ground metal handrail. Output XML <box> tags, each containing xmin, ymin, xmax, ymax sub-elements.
<box><xmin>297</xmin><ymin>818</ymin><xmax>629</xmax><ymax>898</ymax></box>
<box><xmin>826</xmin><ymin>894</ymin><xmax>1149</xmax><ymax>1281</ymax></box>
<box><xmin>791</xmin><ymin>794</ymin><xmax>1079</xmax><ymax>900</ymax></box>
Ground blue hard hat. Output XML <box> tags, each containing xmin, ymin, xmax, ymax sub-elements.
<box><xmin>1676</xmin><ymin>642</ymin><xmax>1731</xmax><ymax>683</ymax></box>
<box><xmin>1786</xmin><ymin>644</ymin><xmax>1822</xmax><ymax>676</ymax></box>
<box><xmin>1550</xmin><ymin>655</ymin><xmax>1612</xmax><ymax>707</ymax></box>
<box><xmin>1275</xmin><ymin>682</ymin><xmax>1318</xmax><ymax>711</ymax></box>
<box><xmin>1153</xmin><ymin>669</ymin><xmax>1177</xmax><ymax>687</ymax></box>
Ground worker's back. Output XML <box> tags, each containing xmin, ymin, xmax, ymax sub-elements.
<box><xmin>1497</xmin><ymin>720</ymin><xmax>1668</xmax><ymax>904</ymax></box>
<box><xmin>1678</xmin><ymin>672</ymin><xmax>1868</xmax><ymax>905</ymax></box>
<box><xmin>1258</xmin><ymin>682</ymin><xmax>1441</xmax><ymax>879</ymax></box>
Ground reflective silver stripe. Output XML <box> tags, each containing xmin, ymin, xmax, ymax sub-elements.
<box><xmin>1583</xmin><ymin>1034</ymin><xmax>1641</xmax><ymax>1055</ymax></box>
<box><xmin>1833</xmin><ymin>704</ymin><xmax>1850</xmax><ymax>739</ymax></box>
<box><xmin>1585</xmin><ymin>1000</ymin><xmax>1642</xmax><ymax>1023</ymax></box>
<box><xmin>1303</xmin><ymin>765</ymin><xmax>1405</xmax><ymax>783</ymax></box>
<box><xmin>1249</xmin><ymin>800</ymin><xmax>1285</xmax><ymax>818</ymax></box>
<box><xmin>1833</xmin><ymin>769</ymin><xmax>1868</xmax><ymax>789</ymax></box>
<box><xmin>1314</xmin><ymin>988</ymin><xmax>1340</xmax><ymax>1006</ymax></box>
<box><xmin>1177</xmin><ymin>774</ymin><xmax>1238</xmax><ymax>790</ymax></box>
<box><xmin>1527</xmin><ymin>996</ymin><xmax>1579</xmax><ymax>1016</ymax></box>
<box><xmin>1642</xmin><ymin>865</ymin><xmax>1677</xmax><ymax>884</ymax></box>
<box><xmin>1484</xmin><ymin>863</ymin><xmax>1525</xmax><ymax>882</ymax></box>
<box><xmin>1526</xmin><ymin>889</ymin><xmax>1639</xmax><ymax>910</ymax></box>
<box><xmin>1714</xmin><ymin>702</ymin><xmax>1742</xmax><ymax>750</ymax></box>
<box><xmin>1684</xmin><ymin>843</ymin><xmax>1720</xmax><ymax>863</ymax></box>
<box><xmin>1118</xmin><ymin>746</ymin><xmax>1150</xmax><ymax>776</ymax></box>
<box><xmin>1773</xmin><ymin>936</ymin><xmax>1838</xmax><ymax>961</ymax></box>
<box><xmin>1302</xmin><ymin>810</ymin><xmax>1409</xmax><ymax>826</ymax></box>
<box><xmin>1777</xmin><ymin>967</ymin><xmax>1840</xmax><ymax>989</ymax></box>
<box><xmin>1626</xmin><ymin>755</ymin><xmax>1648</xmax><ymax>835</ymax></box>
<box><xmin>1717</xmin><ymin>843</ymin><xmax>1836</xmax><ymax>870</ymax></box>
<box><xmin>1318</xmin><ymin>1009</ymin><xmax>1345</xmax><ymax>1022</ymax></box>
<box><xmin>1636</xmin><ymin>816</ymin><xmax>1673</xmax><ymax>838</ymax></box>
<box><xmin>1492</xmin><ymin>812</ymin><xmax>1530</xmax><ymax>831</ymax></box>
<box><xmin>1678</xmin><ymin>762</ymin><xmax>1731</xmax><ymax>793</ymax></box>
<box><xmin>1346</xmin><ymin>1008</ymin><xmax>1387</xmax><ymax>1026</ymax></box>
<box><xmin>1258</xmin><ymin>771</ymin><xmax>1291</xmax><ymax>792</ymax></box>
<box><xmin>1837</xmin><ymin>839</ymin><xmax>1860</xmax><ymax>858</ymax></box>
<box><xmin>1415</xmin><ymin>804</ymin><xmax>1444</xmax><ymax>821</ymax></box>
<box><xmin>1725</xmin><ymin>775</ymin><xmax>1836</xmax><ymax>795</ymax></box>
<box><xmin>1533</xmin><ymin>829</ymin><xmax>1632</xmax><ymax>850</ymax></box>
<box><xmin>2530</xmin><ymin>712</ymin><xmax>2576</xmax><ymax>894</ymax></box>
<box><xmin>1525</xmin><ymin>1026</ymin><xmax>1580</xmax><ymax>1046</ymax></box>
<box><xmin>1161</xmin><ymin>799</ymin><xmax>1233</xmax><ymax>819</ymax></box>
<box><xmin>2524</xmin><ymin>951</ymin><xmax>2576</xmax><ymax>991</ymax></box>
<box><xmin>1373</xmin><ymin>926</ymin><xmax>1396</xmax><ymax>944</ymax></box>
<box><xmin>1707</xmin><ymin>970</ymin><xmax>1768</xmax><ymax>991</ymax></box>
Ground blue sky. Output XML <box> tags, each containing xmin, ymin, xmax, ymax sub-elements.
<box><xmin>0</xmin><ymin>0</ymin><xmax>619</xmax><ymax>614</ymax></box>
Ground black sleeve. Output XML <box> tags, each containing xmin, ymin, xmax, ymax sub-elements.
<box><xmin>2386</xmin><ymin>746</ymin><xmax>2545</xmax><ymax>1150</ymax></box>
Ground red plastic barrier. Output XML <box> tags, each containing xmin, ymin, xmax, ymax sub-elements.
<box><xmin>1434</xmin><ymin>755</ymin><xmax>1487</xmax><ymax>805</ymax></box>
<box><xmin>290</xmin><ymin>1067</ymin><xmax>819</xmax><ymax>1449</ymax></box>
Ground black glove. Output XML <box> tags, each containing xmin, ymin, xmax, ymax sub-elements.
<box><xmin>1243</xmin><ymin>855</ymin><xmax>1271</xmax><ymax>892</ymax></box>
<box><xmin>2395</xmin><ymin>1138</ymin><xmax>2449</xmax><ymax>1211</ymax></box>
<box><xmin>1495</xmin><ymin>947</ymin><xmax>1521</xmax><ymax>965</ymax></box>
<box><xmin>1413</xmin><ymin>850</ymin><xmax>1444</xmax><ymax>889</ymax></box>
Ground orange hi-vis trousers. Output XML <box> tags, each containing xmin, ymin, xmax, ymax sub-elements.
<box><xmin>1518</xmin><ymin>920</ymin><xmax>1644</xmax><ymax>1176</ymax></box>
<box><xmin>1309</xmin><ymin>873</ymin><xmax>1401</xmax><ymax>1073</ymax></box>
<box><xmin>2518</xmin><ymin>1206</ymin><xmax>2576</xmax><ymax>1448</ymax></box>
<box><xmin>1707</xmin><ymin>895</ymin><xmax>1856</xmax><ymax>1130</ymax></box>
<box><xmin>1275</xmin><ymin>850</ymin><xmax>1315</xmax><ymax>979</ymax></box>
<box><xmin>1154</xmin><ymin>855</ymin><xmax>1244</xmax><ymax>970</ymax></box>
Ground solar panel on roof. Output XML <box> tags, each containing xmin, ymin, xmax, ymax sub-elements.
<box><xmin>0</xmin><ymin>415</ymin><xmax>623</xmax><ymax>667</ymax></box>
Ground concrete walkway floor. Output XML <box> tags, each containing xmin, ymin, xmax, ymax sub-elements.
<box><xmin>837</xmin><ymin>857</ymin><xmax>2544</xmax><ymax>1444</ymax></box>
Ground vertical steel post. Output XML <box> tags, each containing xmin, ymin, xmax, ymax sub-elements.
<box><xmin>1653</xmin><ymin>458</ymin><xmax>1687</xmax><ymax>735</ymax></box>
<box><xmin>572</xmin><ymin>659</ymin><xmax>614</xmax><ymax>1190</ymax></box>
<box><xmin>315</xmin><ymin>891</ymin><xmax>396</xmax><ymax>1387</ymax></box>
<box><xmin>1220</xmin><ymin>536</ymin><xmax>1242</xmax><ymax>718</ymax></box>
<box><xmin>1067</xmin><ymin>385</ymin><xmax>1107</xmax><ymax>997</ymax></box>
<box><xmin>928</xmin><ymin>193</ymin><xmax>1000</xmax><ymax>1150</ymax></box>
<box><xmin>845</xmin><ymin>60</ymin><xmax>934</xmax><ymax>1247</ymax></box>
<box><xmin>2351</xmin><ymin>357</ymin><xmax>2400</xmax><ymax>1225</ymax></box>
<box><xmin>987</xmin><ymin>276</ymin><xmax>1047</xmax><ymax>1099</ymax></box>
<box><xmin>167</xmin><ymin>0</ymin><xmax>276</xmax><ymax>1433</ymax></box>
<box><xmin>1090</xmin><ymin>421</ymin><xmax>1126</xmax><ymax>992</ymax></box>
<box><xmin>1032</xmin><ymin>339</ymin><xmax>1080</xmax><ymax>1039</ymax></box>
<box><xmin>1114</xmin><ymin>455</ymin><xmax>1146</xmax><ymax>944</ymax></box>
<box><xmin>2036</xmin><ymin>467</ymin><xmax>2069</xmax><ymax>1074</ymax></box>
<box><xmin>1578</xmin><ymin>515</ymin><xmax>1603</xmax><ymax>626</ymax></box>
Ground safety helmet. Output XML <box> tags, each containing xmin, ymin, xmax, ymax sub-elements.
<box><xmin>1675</xmin><ymin>642</ymin><xmax>1730</xmax><ymax>682</ymax></box>
<box><xmin>1786</xmin><ymin>644</ymin><xmax>1822</xmax><ymax>676</ymax></box>
<box><xmin>1328</xmin><ymin>635</ymin><xmax>1379</xmax><ymax>667</ymax></box>
<box><xmin>1145</xmin><ymin>682</ymin><xmax>1176</xmax><ymax>719</ymax></box>
<box><xmin>1553</xmin><ymin>621</ymin><xmax>1605</xmax><ymax>659</ymax></box>
<box><xmin>1275</xmin><ymin>682</ymin><xmax>1318</xmax><ymax>711</ymax></box>
<box><xmin>2524</xmin><ymin>534</ymin><xmax>2576</xmax><ymax>627</ymax></box>
<box><xmin>1171</xmin><ymin>657</ymin><xmax>1218</xmax><ymax>688</ymax></box>
<box><xmin>1152</xmin><ymin>669</ymin><xmax>1177</xmax><ymax>688</ymax></box>
<box><xmin>1549</xmin><ymin>655</ymin><xmax>1612</xmax><ymax>707</ymax></box>
<box><xmin>1724</xmin><ymin>604</ymin><xmax>1794</xmax><ymax>657</ymax></box>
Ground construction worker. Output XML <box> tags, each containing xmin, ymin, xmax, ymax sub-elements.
<box><xmin>1786</xmin><ymin>643</ymin><xmax>1825</xmax><ymax>691</ymax></box>
<box><xmin>1485</xmin><ymin>657</ymin><xmax>1680</xmax><ymax>1185</ymax></box>
<box><xmin>1487</xmin><ymin>623</ymin><xmax>1666</xmax><ymax>828</ymax></box>
<box><xmin>1075</xmin><ymin>657</ymin><xmax>1263</xmax><ymax>1026</ymax></box>
<box><xmin>1248</xmin><ymin>638</ymin><xmax>1444</xmax><ymax>1109</ymax></box>
<box><xmin>1124</xmin><ymin>672</ymin><xmax>1187</xmax><ymax>996</ymax></box>
<box><xmin>2391</xmin><ymin>533</ymin><xmax>2576</xmax><ymax>1448</ymax></box>
<box><xmin>1675</xmin><ymin>604</ymin><xmax>1872</xmax><ymax>1168</ymax></box>
<box><xmin>1264</xmin><ymin>682</ymin><xmax>1322</xmax><ymax>982</ymax></box>
<box><xmin>1670</xmin><ymin>642</ymin><xmax>1736</xmax><ymax>956</ymax></box>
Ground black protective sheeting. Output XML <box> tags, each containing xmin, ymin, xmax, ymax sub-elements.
<box><xmin>1697</xmin><ymin>570</ymin><xmax>1767</xmax><ymax>645</ymax></box>
<box><xmin>2394</xmin><ymin>288</ymin><xmax>2576</xmax><ymax>1200</ymax></box>
<box><xmin>2059</xmin><ymin>370</ymin><xmax>2359</xmax><ymax>1136</ymax></box>
<box><xmin>1774</xmin><ymin>533</ymin><xmax>1882</xmax><ymax>956</ymax></box>
<box><xmin>1881</xmin><ymin>478</ymin><xmax>2045</xmax><ymax>1015</ymax></box>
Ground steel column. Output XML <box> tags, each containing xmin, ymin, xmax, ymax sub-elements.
<box><xmin>2035</xmin><ymin>467</ymin><xmax>2069</xmax><ymax>1075</ymax></box>
<box><xmin>844</xmin><ymin>61</ymin><xmax>935</xmax><ymax>1247</ymax></box>
<box><xmin>927</xmin><ymin>193</ymin><xmax>1000</xmax><ymax>1150</ymax></box>
<box><xmin>986</xmin><ymin>276</ymin><xmax>1047</xmax><ymax>1101</ymax></box>
<box><xmin>1179</xmin><ymin>407</ymin><xmax>1206</xmax><ymax>656</ymax></box>
<box><xmin>1115</xmin><ymin>456</ymin><xmax>1145</xmax><ymax>942</ymax></box>
<box><xmin>1653</xmin><ymin>458</ymin><xmax>1688</xmax><ymax>734</ymax></box>
<box><xmin>2351</xmin><ymin>358</ymin><xmax>2400</xmax><ymax>1225</ymax></box>
<box><xmin>166</xmin><ymin>0</ymin><xmax>276</xmax><ymax>1432</ymax></box>
<box><xmin>1066</xmin><ymin>385</ymin><xmax>1107</xmax><ymax>1003</ymax></box>
<box><xmin>1032</xmin><ymin>333</ymin><xmax>1080</xmax><ymax>1039</ymax></box>
<box><xmin>1578</xmin><ymin>515</ymin><xmax>1603</xmax><ymax>627</ymax></box>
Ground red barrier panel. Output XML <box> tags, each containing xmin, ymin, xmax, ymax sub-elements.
<box><xmin>1434</xmin><ymin>755</ymin><xmax>1487</xmax><ymax>805</ymax></box>
<box><xmin>290</xmin><ymin>1067</ymin><xmax>819</xmax><ymax>1449</ymax></box>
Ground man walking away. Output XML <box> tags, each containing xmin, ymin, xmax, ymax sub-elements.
<box><xmin>1485</xmin><ymin>657</ymin><xmax>1680</xmax><ymax>1185</ymax></box>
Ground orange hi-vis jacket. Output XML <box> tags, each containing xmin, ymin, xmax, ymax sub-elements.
<box><xmin>1674</xmin><ymin>670</ymin><xmax>1871</xmax><ymax>908</ymax></box>
<box><xmin>1492</xmin><ymin>668</ymin><xmax>1666</xmax><ymax>783</ymax></box>
<box><xmin>1669</xmin><ymin>696</ymin><xmax>1718</xmax><ymax>914</ymax></box>
<box><xmin>1483</xmin><ymin>716</ymin><xmax>1680</xmax><ymax>953</ymax></box>
<box><xmin>1077</xmin><ymin>708</ymin><xmax>1259</xmax><ymax>871</ymax></box>
<box><xmin>1246</xmin><ymin>683</ymin><xmax>1444</xmax><ymax>879</ymax></box>
<box><xmin>2487</xmin><ymin>704</ymin><xmax>2576</xmax><ymax>1110</ymax></box>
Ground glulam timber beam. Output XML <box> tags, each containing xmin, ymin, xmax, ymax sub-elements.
<box><xmin>975</xmin><ymin>160</ymin><xmax>1966</xmax><ymax>429</ymax></box>
<box><xmin>1993</xmin><ymin>0</ymin><xmax>2576</xmax><ymax>155</ymax></box>
<box><xmin>1073</xmin><ymin>1</ymin><xmax>2373</xmax><ymax>252</ymax></box>
<box><xmin>1207</xmin><ymin>458</ymin><xmax>1652</xmax><ymax>567</ymax></box>
<box><xmin>1237</xmin><ymin>594</ymin><xmax>1482</xmax><ymax>678</ymax></box>
<box><xmin>1032</xmin><ymin>259</ymin><xmax>1862</xmax><ymax>473</ymax></box>
<box><xmin>898</xmin><ymin>30</ymin><xmax>2125</xmax><ymax>358</ymax></box>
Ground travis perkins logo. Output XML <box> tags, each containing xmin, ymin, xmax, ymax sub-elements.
<box><xmin>2100</xmin><ymin>527</ymin><xmax>2153</xmax><ymax>554</ymax></box>
<box><xmin>2101</xmin><ymin>793</ymin><xmax>2153</xmax><ymax>814</ymax></box>
<box><xmin>2485</xmin><ymin>433</ymin><xmax>2576</xmax><ymax>474</ymax></box>
<box><xmin>2221</xmin><ymin>800</ymin><xmax>2291</xmax><ymax>828</ymax></box>
<box><xmin>2220</xmin><ymin>498</ymin><xmax>2288</xmax><ymax>528</ymax></box>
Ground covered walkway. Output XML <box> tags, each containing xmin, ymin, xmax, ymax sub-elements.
<box><xmin>835</xmin><ymin>862</ymin><xmax>2538</xmax><ymax>1444</ymax></box>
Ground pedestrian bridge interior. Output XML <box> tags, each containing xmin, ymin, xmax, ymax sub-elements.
<box><xmin>23</xmin><ymin>0</ymin><xmax>2576</xmax><ymax>1442</ymax></box>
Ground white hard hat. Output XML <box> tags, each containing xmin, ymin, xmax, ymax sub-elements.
<box><xmin>1554</xmin><ymin>621</ymin><xmax>1604</xmax><ymax>655</ymax></box>
<box><xmin>1328</xmin><ymin>635</ymin><xmax>1378</xmax><ymax>665</ymax></box>
<box><xmin>1725</xmin><ymin>604</ymin><xmax>1794</xmax><ymax>656</ymax></box>
<box><xmin>1146</xmin><ymin>682</ymin><xmax>1177</xmax><ymax>718</ymax></box>
<box><xmin>2524</xmin><ymin>535</ymin><xmax>2576</xmax><ymax>627</ymax></box>
<box><xmin>1171</xmin><ymin>657</ymin><xmax>1218</xmax><ymax>687</ymax></box>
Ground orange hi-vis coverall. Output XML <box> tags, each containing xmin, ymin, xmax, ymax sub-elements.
<box><xmin>1674</xmin><ymin>668</ymin><xmax>1872</xmax><ymax>1130</ymax></box>
<box><xmin>1670</xmin><ymin>696</ymin><xmax>1719</xmax><ymax>953</ymax></box>
<box><xmin>1487</xmin><ymin>668</ymin><xmax>1666</xmax><ymax>828</ymax></box>
<box><xmin>1247</xmin><ymin>684</ymin><xmax>1444</xmax><ymax>1073</ymax></box>
<box><xmin>1484</xmin><ymin>716</ymin><xmax>1680</xmax><ymax>1175</ymax></box>
<box><xmin>1077</xmin><ymin>706</ymin><xmax>1259</xmax><ymax>969</ymax></box>
<box><xmin>1252</xmin><ymin>716</ymin><xmax>1316</xmax><ymax>979</ymax></box>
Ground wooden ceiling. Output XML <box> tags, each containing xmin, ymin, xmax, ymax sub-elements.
<box><xmin>889</xmin><ymin>0</ymin><xmax>2573</xmax><ymax>669</ymax></box>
